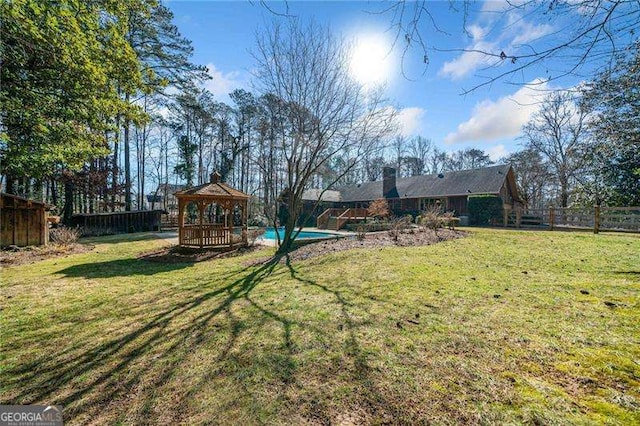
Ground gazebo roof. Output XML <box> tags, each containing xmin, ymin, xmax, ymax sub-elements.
<box><xmin>174</xmin><ymin>172</ymin><xmax>250</xmax><ymax>200</ymax></box>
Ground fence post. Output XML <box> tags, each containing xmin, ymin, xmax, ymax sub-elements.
<box><xmin>549</xmin><ymin>206</ymin><xmax>554</xmax><ymax>231</ymax></box>
<box><xmin>594</xmin><ymin>205</ymin><xmax>600</xmax><ymax>234</ymax></box>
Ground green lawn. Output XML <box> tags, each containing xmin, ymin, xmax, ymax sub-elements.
<box><xmin>1</xmin><ymin>229</ymin><xmax>639</xmax><ymax>424</ymax></box>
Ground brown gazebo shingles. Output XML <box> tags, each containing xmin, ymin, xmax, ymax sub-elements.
<box><xmin>174</xmin><ymin>172</ymin><xmax>250</xmax><ymax>249</ymax></box>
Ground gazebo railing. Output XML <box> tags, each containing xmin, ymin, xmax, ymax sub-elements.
<box><xmin>181</xmin><ymin>224</ymin><xmax>233</xmax><ymax>247</ymax></box>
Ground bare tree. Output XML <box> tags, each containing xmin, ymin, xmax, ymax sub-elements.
<box><xmin>504</xmin><ymin>148</ymin><xmax>551</xmax><ymax>210</ymax></box>
<box><xmin>428</xmin><ymin>146</ymin><xmax>448</xmax><ymax>174</ymax></box>
<box><xmin>253</xmin><ymin>20</ymin><xmax>395</xmax><ymax>253</ymax></box>
<box><xmin>392</xmin><ymin>135</ymin><xmax>407</xmax><ymax>176</ymax></box>
<box><xmin>445</xmin><ymin>148</ymin><xmax>494</xmax><ymax>172</ymax></box>
<box><xmin>407</xmin><ymin>136</ymin><xmax>432</xmax><ymax>175</ymax></box>
<box><xmin>521</xmin><ymin>91</ymin><xmax>589</xmax><ymax>207</ymax></box>
<box><xmin>375</xmin><ymin>1</ymin><xmax>640</xmax><ymax>91</ymax></box>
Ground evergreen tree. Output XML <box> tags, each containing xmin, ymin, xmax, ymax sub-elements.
<box><xmin>0</xmin><ymin>0</ymin><xmax>145</xmax><ymax>194</ymax></box>
<box><xmin>581</xmin><ymin>43</ymin><xmax>640</xmax><ymax>206</ymax></box>
<box><xmin>174</xmin><ymin>136</ymin><xmax>197</xmax><ymax>187</ymax></box>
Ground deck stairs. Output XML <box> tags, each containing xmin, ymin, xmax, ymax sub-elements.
<box><xmin>317</xmin><ymin>208</ymin><xmax>369</xmax><ymax>231</ymax></box>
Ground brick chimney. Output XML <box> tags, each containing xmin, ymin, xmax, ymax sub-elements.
<box><xmin>383</xmin><ymin>167</ymin><xmax>398</xmax><ymax>198</ymax></box>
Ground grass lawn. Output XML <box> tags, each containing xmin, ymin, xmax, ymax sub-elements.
<box><xmin>1</xmin><ymin>228</ymin><xmax>639</xmax><ymax>424</ymax></box>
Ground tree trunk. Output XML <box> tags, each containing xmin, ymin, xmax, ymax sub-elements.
<box><xmin>63</xmin><ymin>176</ymin><xmax>74</xmax><ymax>225</ymax></box>
<box><xmin>124</xmin><ymin>115</ymin><xmax>132</xmax><ymax>211</ymax></box>
<box><xmin>112</xmin><ymin>125</ymin><xmax>119</xmax><ymax>212</ymax></box>
<box><xmin>51</xmin><ymin>176</ymin><xmax>58</xmax><ymax>206</ymax></box>
<box><xmin>560</xmin><ymin>176</ymin><xmax>569</xmax><ymax>208</ymax></box>
<box><xmin>5</xmin><ymin>175</ymin><xmax>15</xmax><ymax>195</ymax></box>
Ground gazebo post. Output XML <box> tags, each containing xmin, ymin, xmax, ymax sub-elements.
<box><xmin>178</xmin><ymin>198</ymin><xmax>185</xmax><ymax>245</ymax></box>
<box><xmin>228</xmin><ymin>204</ymin><xmax>233</xmax><ymax>249</ymax></box>
<box><xmin>242</xmin><ymin>200</ymin><xmax>248</xmax><ymax>245</ymax></box>
<box><xmin>198</xmin><ymin>201</ymin><xmax>205</xmax><ymax>248</ymax></box>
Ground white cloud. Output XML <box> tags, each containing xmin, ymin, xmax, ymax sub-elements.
<box><xmin>202</xmin><ymin>63</ymin><xmax>246</xmax><ymax>102</ymax></box>
<box><xmin>438</xmin><ymin>2</ymin><xmax>555</xmax><ymax>81</ymax></box>
<box><xmin>396</xmin><ymin>107</ymin><xmax>426</xmax><ymax>137</ymax></box>
<box><xmin>511</xmin><ymin>21</ymin><xmax>554</xmax><ymax>45</ymax></box>
<box><xmin>444</xmin><ymin>78</ymin><xmax>548</xmax><ymax>144</ymax></box>
<box><xmin>468</xmin><ymin>24</ymin><xmax>487</xmax><ymax>41</ymax></box>
<box><xmin>487</xmin><ymin>144</ymin><xmax>509</xmax><ymax>161</ymax></box>
<box><xmin>439</xmin><ymin>40</ymin><xmax>498</xmax><ymax>80</ymax></box>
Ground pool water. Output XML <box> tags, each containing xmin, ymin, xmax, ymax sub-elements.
<box><xmin>261</xmin><ymin>227</ymin><xmax>337</xmax><ymax>240</ymax></box>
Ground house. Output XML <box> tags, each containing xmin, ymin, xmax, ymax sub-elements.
<box><xmin>302</xmin><ymin>164</ymin><xmax>521</xmax><ymax>225</ymax></box>
<box><xmin>146</xmin><ymin>183</ymin><xmax>186</xmax><ymax>214</ymax></box>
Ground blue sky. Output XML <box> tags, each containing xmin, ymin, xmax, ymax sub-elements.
<box><xmin>166</xmin><ymin>1</ymin><xmax>594</xmax><ymax>160</ymax></box>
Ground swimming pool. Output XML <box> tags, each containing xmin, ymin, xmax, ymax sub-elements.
<box><xmin>260</xmin><ymin>227</ymin><xmax>339</xmax><ymax>241</ymax></box>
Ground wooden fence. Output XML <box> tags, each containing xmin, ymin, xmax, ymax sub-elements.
<box><xmin>506</xmin><ymin>206</ymin><xmax>640</xmax><ymax>233</ymax></box>
<box><xmin>70</xmin><ymin>210</ymin><xmax>163</xmax><ymax>236</ymax></box>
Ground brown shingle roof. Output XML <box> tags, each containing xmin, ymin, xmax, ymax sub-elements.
<box><xmin>301</xmin><ymin>189</ymin><xmax>342</xmax><ymax>202</ymax></box>
<box><xmin>336</xmin><ymin>164</ymin><xmax>513</xmax><ymax>202</ymax></box>
<box><xmin>174</xmin><ymin>182</ymin><xmax>250</xmax><ymax>199</ymax></box>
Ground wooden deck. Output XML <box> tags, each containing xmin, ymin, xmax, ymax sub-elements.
<box><xmin>317</xmin><ymin>208</ymin><xmax>369</xmax><ymax>230</ymax></box>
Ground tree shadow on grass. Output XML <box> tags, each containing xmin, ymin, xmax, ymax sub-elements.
<box><xmin>280</xmin><ymin>256</ymin><xmax>400</xmax><ymax>421</ymax></box>
<box><xmin>80</xmin><ymin>232</ymin><xmax>165</xmax><ymax>245</ymax></box>
<box><xmin>6</xmin><ymin>255</ymin><xmax>281</xmax><ymax>408</ymax></box>
<box><xmin>56</xmin><ymin>258</ymin><xmax>195</xmax><ymax>278</ymax></box>
<box><xmin>4</xmin><ymin>250</ymin><xmax>395</xmax><ymax>423</ymax></box>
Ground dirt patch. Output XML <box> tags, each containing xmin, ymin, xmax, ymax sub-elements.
<box><xmin>246</xmin><ymin>228</ymin><xmax>466</xmax><ymax>266</ymax></box>
<box><xmin>138</xmin><ymin>244</ymin><xmax>263</xmax><ymax>264</ymax></box>
<box><xmin>0</xmin><ymin>243</ymin><xmax>94</xmax><ymax>267</ymax></box>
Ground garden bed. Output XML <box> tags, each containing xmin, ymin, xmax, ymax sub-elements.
<box><xmin>0</xmin><ymin>243</ymin><xmax>94</xmax><ymax>266</ymax></box>
<box><xmin>248</xmin><ymin>228</ymin><xmax>466</xmax><ymax>265</ymax></box>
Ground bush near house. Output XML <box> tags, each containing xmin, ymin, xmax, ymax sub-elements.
<box><xmin>345</xmin><ymin>222</ymin><xmax>393</xmax><ymax>232</ymax></box>
<box><xmin>468</xmin><ymin>194</ymin><xmax>503</xmax><ymax>226</ymax></box>
<box><xmin>367</xmin><ymin>198</ymin><xmax>391</xmax><ymax>220</ymax></box>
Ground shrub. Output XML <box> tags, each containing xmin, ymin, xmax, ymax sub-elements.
<box><xmin>355</xmin><ymin>226</ymin><xmax>366</xmax><ymax>241</ymax></box>
<box><xmin>468</xmin><ymin>195</ymin><xmax>503</xmax><ymax>226</ymax></box>
<box><xmin>418</xmin><ymin>205</ymin><xmax>444</xmax><ymax>233</ymax></box>
<box><xmin>345</xmin><ymin>222</ymin><xmax>392</xmax><ymax>232</ymax></box>
<box><xmin>441</xmin><ymin>211</ymin><xmax>459</xmax><ymax>229</ymax></box>
<box><xmin>388</xmin><ymin>216</ymin><xmax>412</xmax><ymax>242</ymax></box>
<box><xmin>246</xmin><ymin>228</ymin><xmax>266</xmax><ymax>247</ymax></box>
<box><xmin>50</xmin><ymin>226</ymin><xmax>81</xmax><ymax>245</ymax></box>
<box><xmin>367</xmin><ymin>199</ymin><xmax>390</xmax><ymax>219</ymax></box>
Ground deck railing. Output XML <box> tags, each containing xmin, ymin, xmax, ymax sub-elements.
<box><xmin>336</xmin><ymin>208</ymin><xmax>368</xmax><ymax>230</ymax></box>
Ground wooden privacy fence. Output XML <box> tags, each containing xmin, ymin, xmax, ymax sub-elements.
<box><xmin>506</xmin><ymin>206</ymin><xmax>640</xmax><ymax>233</ymax></box>
<box><xmin>70</xmin><ymin>210</ymin><xmax>163</xmax><ymax>236</ymax></box>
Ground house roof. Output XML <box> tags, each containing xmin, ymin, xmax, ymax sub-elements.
<box><xmin>157</xmin><ymin>183</ymin><xmax>186</xmax><ymax>194</ymax></box>
<box><xmin>301</xmin><ymin>189</ymin><xmax>343</xmax><ymax>202</ymax></box>
<box><xmin>335</xmin><ymin>164</ymin><xmax>514</xmax><ymax>202</ymax></box>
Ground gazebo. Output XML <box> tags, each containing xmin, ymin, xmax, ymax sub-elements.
<box><xmin>174</xmin><ymin>172</ymin><xmax>250</xmax><ymax>249</ymax></box>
